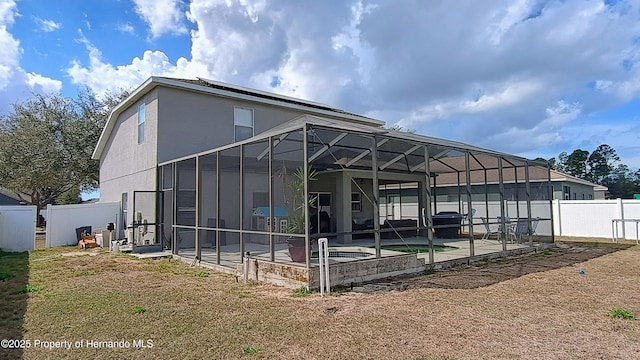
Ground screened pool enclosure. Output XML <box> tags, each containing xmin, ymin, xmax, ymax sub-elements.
<box><xmin>154</xmin><ymin>115</ymin><xmax>554</xmax><ymax>285</ymax></box>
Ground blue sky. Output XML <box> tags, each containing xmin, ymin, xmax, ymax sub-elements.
<box><xmin>2</xmin><ymin>0</ymin><xmax>640</xmax><ymax>200</ymax></box>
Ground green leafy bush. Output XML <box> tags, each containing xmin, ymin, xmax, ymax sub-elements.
<box><xmin>608</xmin><ymin>308</ymin><xmax>635</xmax><ymax>320</ymax></box>
<box><xmin>292</xmin><ymin>287</ymin><xmax>311</xmax><ymax>297</ymax></box>
<box><xmin>243</xmin><ymin>346</ymin><xmax>261</xmax><ymax>354</ymax></box>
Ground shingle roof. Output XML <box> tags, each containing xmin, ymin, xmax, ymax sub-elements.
<box><xmin>93</xmin><ymin>76</ymin><xmax>384</xmax><ymax>160</ymax></box>
<box><xmin>164</xmin><ymin>77</ymin><xmax>382</xmax><ymax>124</ymax></box>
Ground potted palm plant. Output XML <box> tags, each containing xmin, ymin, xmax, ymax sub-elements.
<box><xmin>282</xmin><ymin>165</ymin><xmax>317</xmax><ymax>262</ymax></box>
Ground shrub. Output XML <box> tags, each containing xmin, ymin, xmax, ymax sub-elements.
<box><xmin>243</xmin><ymin>346</ymin><xmax>261</xmax><ymax>354</ymax></box>
<box><xmin>292</xmin><ymin>287</ymin><xmax>311</xmax><ymax>297</ymax></box>
<box><xmin>0</xmin><ymin>270</ymin><xmax>13</xmax><ymax>281</ymax></box>
<box><xmin>193</xmin><ymin>271</ymin><xmax>209</xmax><ymax>277</ymax></box>
<box><xmin>15</xmin><ymin>284</ymin><xmax>42</xmax><ymax>294</ymax></box>
<box><xmin>608</xmin><ymin>308</ymin><xmax>635</xmax><ymax>320</ymax></box>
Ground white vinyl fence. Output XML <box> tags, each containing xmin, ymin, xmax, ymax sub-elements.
<box><xmin>434</xmin><ymin>199</ymin><xmax>640</xmax><ymax>239</ymax></box>
<box><xmin>46</xmin><ymin>202</ymin><xmax>120</xmax><ymax>247</ymax></box>
<box><xmin>434</xmin><ymin>200</ymin><xmax>553</xmax><ymax>236</ymax></box>
<box><xmin>8</xmin><ymin>198</ymin><xmax>637</xmax><ymax>251</ymax></box>
<box><xmin>553</xmin><ymin>199</ymin><xmax>640</xmax><ymax>239</ymax></box>
<box><xmin>0</xmin><ymin>205</ymin><xmax>36</xmax><ymax>252</ymax></box>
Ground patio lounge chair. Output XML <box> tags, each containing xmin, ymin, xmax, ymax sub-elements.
<box><xmin>508</xmin><ymin>217</ymin><xmax>540</xmax><ymax>243</ymax></box>
<box><xmin>463</xmin><ymin>208</ymin><xmax>476</xmax><ymax>222</ymax></box>
<box><xmin>508</xmin><ymin>218</ymin><xmax>528</xmax><ymax>243</ymax></box>
<box><xmin>480</xmin><ymin>217</ymin><xmax>500</xmax><ymax>240</ymax></box>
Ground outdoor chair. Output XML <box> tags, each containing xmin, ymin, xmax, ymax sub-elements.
<box><xmin>463</xmin><ymin>208</ymin><xmax>476</xmax><ymax>222</ymax></box>
<box><xmin>480</xmin><ymin>217</ymin><xmax>500</xmax><ymax>240</ymax></box>
<box><xmin>507</xmin><ymin>218</ymin><xmax>528</xmax><ymax>243</ymax></box>
<box><xmin>531</xmin><ymin>217</ymin><xmax>540</xmax><ymax>234</ymax></box>
<box><xmin>496</xmin><ymin>216</ymin><xmax>511</xmax><ymax>233</ymax></box>
<box><xmin>510</xmin><ymin>217</ymin><xmax>541</xmax><ymax>243</ymax></box>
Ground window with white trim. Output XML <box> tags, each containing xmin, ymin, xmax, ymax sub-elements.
<box><xmin>234</xmin><ymin>107</ymin><xmax>254</xmax><ymax>142</ymax></box>
<box><xmin>138</xmin><ymin>103</ymin><xmax>146</xmax><ymax>144</ymax></box>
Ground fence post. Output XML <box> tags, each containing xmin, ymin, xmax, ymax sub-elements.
<box><xmin>553</xmin><ymin>199</ymin><xmax>561</xmax><ymax>237</ymax></box>
<box><xmin>318</xmin><ymin>238</ymin><xmax>330</xmax><ymax>296</ymax></box>
<box><xmin>617</xmin><ymin>198</ymin><xmax>625</xmax><ymax>239</ymax></box>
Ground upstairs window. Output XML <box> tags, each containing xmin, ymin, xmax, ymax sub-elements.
<box><xmin>234</xmin><ymin>107</ymin><xmax>254</xmax><ymax>142</ymax></box>
<box><xmin>138</xmin><ymin>103</ymin><xmax>146</xmax><ymax>144</ymax></box>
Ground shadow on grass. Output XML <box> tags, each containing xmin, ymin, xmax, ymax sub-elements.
<box><xmin>0</xmin><ymin>250</ymin><xmax>29</xmax><ymax>360</ymax></box>
<box><xmin>350</xmin><ymin>242</ymin><xmax>634</xmax><ymax>292</ymax></box>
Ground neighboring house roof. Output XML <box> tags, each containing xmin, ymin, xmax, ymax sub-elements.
<box><xmin>433</xmin><ymin>166</ymin><xmax>605</xmax><ymax>190</ymax></box>
<box><xmin>593</xmin><ymin>185</ymin><xmax>608</xmax><ymax>192</ymax></box>
<box><xmin>92</xmin><ymin>76</ymin><xmax>385</xmax><ymax>160</ymax></box>
<box><xmin>549</xmin><ymin>170</ymin><xmax>607</xmax><ymax>189</ymax></box>
<box><xmin>0</xmin><ymin>187</ymin><xmax>22</xmax><ymax>205</ymax></box>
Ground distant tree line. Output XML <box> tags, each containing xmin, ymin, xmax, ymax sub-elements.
<box><xmin>535</xmin><ymin>144</ymin><xmax>640</xmax><ymax>199</ymax></box>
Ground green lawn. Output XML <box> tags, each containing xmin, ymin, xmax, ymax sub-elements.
<box><xmin>1</xmin><ymin>244</ymin><xmax>640</xmax><ymax>359</ymax></box>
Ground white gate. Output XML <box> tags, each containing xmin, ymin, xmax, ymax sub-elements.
<box><xmin>0</xmin><ymin>206</ymin><xmax>36</xmax><ymax>252</ymax></box>
<box><xmin>46</xmin><ymin>202</ymin><xmax>120</xmax><ymax>247</ymax></box>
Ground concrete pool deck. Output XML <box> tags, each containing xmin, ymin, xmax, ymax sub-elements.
<box><xmin>171</xmin><ymin>235</ymin><xmax>550</xmax><ymax>287</ymax></box>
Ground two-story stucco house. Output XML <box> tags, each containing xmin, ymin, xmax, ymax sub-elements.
<box><xmin>92</xmin><ymin>77</ymin><xmax>383</xmax><ymax>243</ymax></box>
<box><xmin>93</xmin><ymin>76</ymin><xmax>554</xmax><ymax>288</ymax></box>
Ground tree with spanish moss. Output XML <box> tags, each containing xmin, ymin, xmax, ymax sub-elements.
<box><xmin>0</xmin><ymin>89</ymin><xmax>129</xmax><ymax>213</ymax></box>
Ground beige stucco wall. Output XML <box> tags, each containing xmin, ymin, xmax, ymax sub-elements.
<box><xmin>99</xmin><ymin>89</ymin><xmax>159</xmax><ymax>226</ymax></box>
<box><xmin>156</xmin><ymin>87</ymin><xmax>306</xmax><ymax>163</ymax></box>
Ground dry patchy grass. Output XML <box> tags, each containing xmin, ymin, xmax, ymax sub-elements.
<box><xmin>1</xmin><ymin>244</ymin><xmax>640</xmax><ymax>360</ymax></box>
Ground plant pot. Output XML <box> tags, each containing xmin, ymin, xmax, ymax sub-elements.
<box><xmin>287</xmin><ymin>238</ymin><xmax>306</xmax><ymax>263</ymax></box>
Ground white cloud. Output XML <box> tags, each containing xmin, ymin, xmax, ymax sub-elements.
<box><xmin>132</xmin><ymin>0</ymin><xmax>186</xmax><ymax>38</ymax></box>
<box><xmin>118</xmin><ymin>23</ymin><xmax>135</xmax><ymax>35</ymax></box>
<box><xmin>34</xmin><ymin>17</ymin><xmax>62</xmax><ymax>32</ymax></box>
<box><xmin>0</xmin><ymin>0</ymin><xmax>16</xmax><ymax>24</ymax></box>
<box><xmin>0</xmin><ymin>0</ymin><xmax>20</xmax><ymax>90</ymax></box>
<box><xmin>67</xmin><ymin>31</ymin><xmax>203</xmax><ymax>95</ymax></box>
<box><xmin>83</xmin><ymin>12</ymin><xmax>91</xmax><ymax>30</ymax></box>
<box><xmin>0</xmin><ymin>1</ymin><xmax>62</xmax><ymax>113</ymax></box>
<box><xmin>25</xmin><ymin>72</ymin><xmax>62</xmax><ymax>93</ymax></box>
<box><xmin>66</xmin><ymin>0</ymin><xmax>640</xmax><ymax>166</ymax></box>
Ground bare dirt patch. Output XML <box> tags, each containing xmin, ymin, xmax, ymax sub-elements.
<box><xmin>348</xmin><ymin>242</ymin><xmax>631</xmax><ymax>292</ymax></box>
<box><xmin>34</xmin><ymin>233</ymin><xmax>46</xmax><ymax>250</ymax></box>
